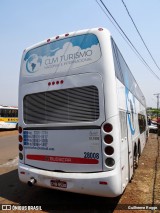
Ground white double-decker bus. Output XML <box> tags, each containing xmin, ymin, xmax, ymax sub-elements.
<box><xmin>18</xmin><ymin>28</ymin><xmax>148</xmax><ymax>197</ymax></box>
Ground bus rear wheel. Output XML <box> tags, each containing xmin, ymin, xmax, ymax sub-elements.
<box><xmin>133</xmin><ymin>146</ymin><xmax>139</xmax><ymax>170</ymax></box>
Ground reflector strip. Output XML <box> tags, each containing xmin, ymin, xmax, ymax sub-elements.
<box><xmin>27</xmin><ymin>155</ymin><xmax>99</xmax><ymax>164</ymax></box>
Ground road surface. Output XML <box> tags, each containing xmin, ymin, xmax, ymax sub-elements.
<box><xmin>0</xmin><ymin>131</ymin><xmax>159</xmax><ymax>213</ymax></box>
<box><xmin>0</xmin><ymin>130</ymin><xmax>18</xmax><ymax>165</ymax></box>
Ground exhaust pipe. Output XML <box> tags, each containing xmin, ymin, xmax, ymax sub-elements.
<box><xmin>28</xmin><ymin>178</ymin><xmax>37</xmax><ymax>187</ymax></box>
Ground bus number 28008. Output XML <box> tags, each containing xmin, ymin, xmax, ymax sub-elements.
<box><xmin>84</xmin><ymin>152</ymin><xmax>99</xmax><ymax>159</ymax></box>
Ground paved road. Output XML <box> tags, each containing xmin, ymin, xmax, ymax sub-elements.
<box><xmin>0</xmin><ymin>134</ymin><xmax>18</xmax><ymax>165</ymax></box>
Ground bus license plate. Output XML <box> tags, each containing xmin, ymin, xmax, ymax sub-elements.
<box><xmin>50</xmin><ymin>179</ymin><xmax>67</xmax><ymax>188</ymax></box>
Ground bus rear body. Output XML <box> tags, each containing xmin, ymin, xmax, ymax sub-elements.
<box><xmin>18</xmin><ymin>28</ymin><xmax>147</xmax><ymax>197</ymax></box>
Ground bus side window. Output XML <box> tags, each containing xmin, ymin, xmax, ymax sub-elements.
<box><xmin>1</xmin><ymin>109</ymin><xmax>5</xmax><ymax>117</ymax></box>
<box><xmin>138</xmin><ymin>114</ymin><xmax>146</xmax><ymax>134</ymax></box>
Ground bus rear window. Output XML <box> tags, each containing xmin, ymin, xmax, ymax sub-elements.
<box><xmin>24</xmin><ymin>86</ymin><xmax>99</xmax><ymax>124</ymax></box>
<box><xmin>22</xmin><ymin>34</ymin><xmax>101</xmax><ymax>76</ymax></box>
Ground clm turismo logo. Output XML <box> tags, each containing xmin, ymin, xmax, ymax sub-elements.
<box><xmin>26</xmin><ymin>54</ymin><xmax>42</xmax><ymax>73</ymax></box>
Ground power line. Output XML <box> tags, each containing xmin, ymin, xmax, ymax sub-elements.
<box><xmin>95</xmin><ymin>0</ymin><xmax>147</xmax><ymax>64</ymax></box>
<box><xmin>121</xmin><ymin>0</ymin><xmax>160</xmax><ymax>72</ymax></box>
<box><xmin>96</xmin><ymin>0</ymin><xmax>160</xmax><ymax>81</ymax></box>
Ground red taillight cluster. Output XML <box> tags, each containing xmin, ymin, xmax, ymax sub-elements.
<box><xmin>48</xmin><ymin>80</ymin><xmax>64</xmax><ymax>87</ymax></box>
<box><xmin>18</xmin><ymin>126</ymin><xmax>23</xmax><ymax>160</ymax></box>
<box><xmin>103</xmin><ymin>123</ymin><xmax>115</xmax><ymax>167</ymax></box>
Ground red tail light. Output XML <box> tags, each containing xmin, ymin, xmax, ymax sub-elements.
<box><xmin>105</xmin><ymin>146</ymin><xmax>114</xmax><ymax>155</ymax></box>
<box><xmin>18</xmin><ymin>126</ymin><xmax>22</xmax><ymax>134</ymax></box>
<box><xmin>104</xmin><ymin>135</ymin><xmax>113</xmax><ymax>144</ymax></box>
<box><xmin>99</xmin><ymin>181</ymin><xmax>108</xmax><ymax>185</ymax></box>
<box><xmin>19</xmin><ymin>144</ymin><xmax>23</xmax><ymax>151</ymax></box>
<box><xmin>19</xmin><ymin>135</ymin><xmax>23</xmax><ymax>142</ymax></box>
<box><xmin>103</xmin><ymin>123</ymin><xmax>113</xmax><ymax>133</ymax></box>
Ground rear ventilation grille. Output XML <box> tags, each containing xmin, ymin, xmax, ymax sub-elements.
<box><xmin>24</xmin><ymin>86</ymin><xmax>99</xmax><ymax>124</ymax></box>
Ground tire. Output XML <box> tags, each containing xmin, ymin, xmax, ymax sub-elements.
<box><xmin>133</xmin><ymin>146</ymin><xmax>139</xmax><ymax>170</ymax></box>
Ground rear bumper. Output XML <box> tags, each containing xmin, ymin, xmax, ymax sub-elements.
<box><xmin>18</xmin><ymin>162</ymin><xmax>122</xmax><ymax>197</ymax></box>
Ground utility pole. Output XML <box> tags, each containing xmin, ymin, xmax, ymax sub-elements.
<box><xmin>153</xmin><ymin>93</ymin><xmax>160</xmax><ymax>137</ymax></box>
<box><xmin>153</xmin><ymin>93</ymin><xmax>160</xmax><ymax>123</ymax></box>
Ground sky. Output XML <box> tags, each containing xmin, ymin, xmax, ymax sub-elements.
<box><xmin>0</xmin><ymin>0</ymin><xmax>160</xmax><ymax>108</ymax></box>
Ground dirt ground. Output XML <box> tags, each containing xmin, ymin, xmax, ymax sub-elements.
<box><xmin>0</xmin><ymin>129</ymin><xmax>18</xmax><ymax>137</ymax></box>
<box><xmin>114</xmin><ymin>133</ymin><xmax>160</xmax><ymax>213</ymax></box>
<box><xmin>0</xmin><ymin>131</ymin><xmax>160</xmax><ymax>213</ymax></box>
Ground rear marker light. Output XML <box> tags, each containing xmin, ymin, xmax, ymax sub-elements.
<box><xmin>104</xmin><ymin>135</ymin><xmax>113</xmax><ymax>144</ymax></box>
<box><xmin>65</xmin><ymin>33</ymin><xmax>69</xmax><ymax>37</ymax></box>
<box><xmin>98</xmin><ymin>28</ymin><xmax>103</xmax><ymax>31</ymax></box>
<box><xmin>103</xmin><ymin>123</ymin><xmax>113</xmax><ymax>133</ymax></box>
<box><xmin>56</xmin><ymin>81</ymin><xmax>59</xmax><ymax>85</ymax></box>
<box><xmin>19</xmin><ymin>153</ymin><xmax>23</xmax><ymax>160</ymax></box>
<box><xmin>56</xmin><ymin>36</ymin><xmax>59</xmax><ymax>39</ymax></box>
<box><xmin>60</xmin><ymin>80</ymin><xmax>64</xmax><ymax>84</ymax></box>
<box><xmin>52</xmin><ymin>81</ymin><xmax>55</xmax><ymax>85</ymax></box>
<box><xmin>105</xmin><ymin>146</ymin><xmax>114</xmax><ymax>155</ymax></box>
<box><xmin>20</xmin><ymin>171</ymin><xmax>25</xmax><ymax>175</ymax></box>
<box><xmin>99</xmin><ymin>181</ymin><xmax>108</xmax><ymax>185</ymax></box>
<box><xmin>48</xmin><ymin>82</ymin><xmax>51</xmax><ymax>86</ymax></box>
<box><xmin>19</xmin><ymin>135</ymin><xmax>23</xmax><ymax>142</ymax></box>
<box><xmin>105</xmin><ymin>158</ymin><xmax>115</xmax><ymax>167</ymax></box>
<box><xmin>18</xmin><ymin>126</ymin><xmax>22</xmax><ymax>134</ymax></box>
<box><xmin>19</xmin><ymin>144</ymin><xmax>23</xmax><ymax>151</ymax></box>
<box><xmin>47</xmin><ymin>39</ymin><xmax>51</xmax><ymax>43</ymax></box>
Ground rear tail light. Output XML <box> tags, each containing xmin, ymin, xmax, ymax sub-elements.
<box><xmin>103</xmin><ymin>123</ymin><xmax>113</xmax><ymax>133</ymax></box>
<box><xmin>105</xmin><ymin>146</ymin><xmax>114</xmax><ymax>155</ymax></box>
<box><xmin>105</xmin><ymin>158</ymin><xmax>115</xmax><ymax>167</ymax></box>
<box><xmin>19</xmin><ymin>135</ymin><xmax>23</xmax><ymax>142</ymax></box>
<box><xmin>104</xmin><ymin>135</ymin><xmax>113</xmax><ymax>144</ymax></box>
<box><xmin>18</xmin><ymin>126</ymin><xmax>22</xmax><ymax>134</ymax></box>
<box><xmin>19</xmin><ymin>144</ymin><xmax>23</xmax><ymax>151</ymax></box>
<box><xmin>20</xmin><ymin>171</ymin><xmax>26</xmax><ymax>175</ymax></box>
<box><xmin>20</xmin><ymin>171</ymin><xmax>25</xmax><ymax>175</ymax></box>
<box><xmin>102</xmin><ymin>122</ymin><xmax>114</xmax><ymax>169</ymax></box>
<box><xmin>99</xmin><ymin>181</ymin><xmax>108</xmax><ymax>185</ymax></box>
<box><xmin>19</xmin><ymin>153</ymin><xmax>23</xmax><ymax>160</ymax></box>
